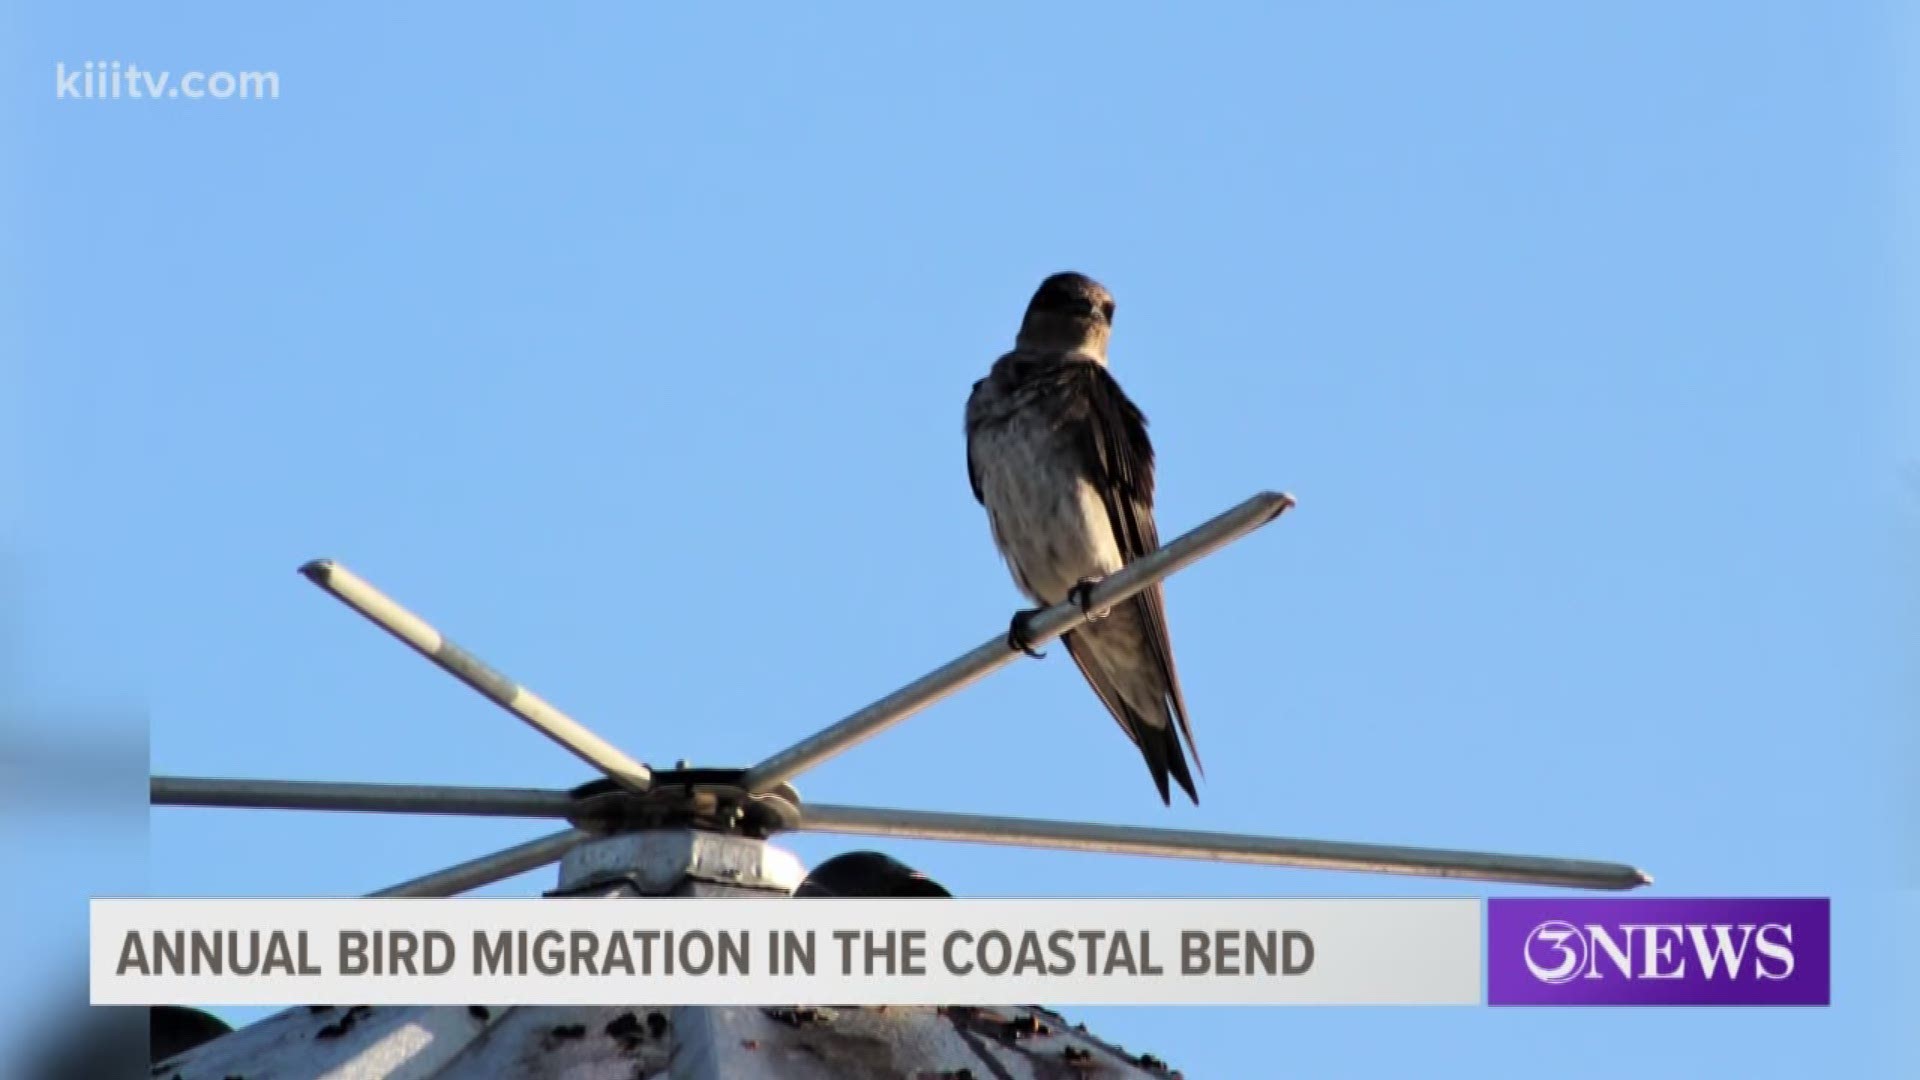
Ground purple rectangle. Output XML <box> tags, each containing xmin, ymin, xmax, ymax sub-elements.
<box><xmin>1486</xmin><ymin>898</ymin><xmax>1829</xmax><ymax>1006</ymax></box>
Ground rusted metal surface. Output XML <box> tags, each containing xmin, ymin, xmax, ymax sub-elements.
<box><xmin>150</xmin><ymin>1001</ymin><xmax>1179</xmax><ymax>1080</ymax></box>
<box><xmin>666</xmin><ymin>1003</ymin><xmax>1181</xmax><ymax>1080</ymax></box>
<box><xmin>149</xmin><ymin>1002</ymin><xmax>504</xmax><ymax>1080</ymax></box>
<box><xmin>151</xmin><ymin>1002</ymin><xmax>677</xmax><ymax>1080</ymax></box>
<box><xmin>434</xmin><ymin>1005</ymin><xmax>674</xmax><ymax>1079</ymax></box>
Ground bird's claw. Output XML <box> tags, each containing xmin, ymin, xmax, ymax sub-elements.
<box><xmin>1067</xmin><ymin>578</ymin><xmax>1111</xmax><ymax>620</ymax></box>
<box><xmin>1006</xmin><ymin>608</ymin><xmax>1047</xmax><ymax>659</ymax></box>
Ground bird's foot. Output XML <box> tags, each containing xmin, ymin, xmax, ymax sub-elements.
<box><xmin>1006</xmin><ymin>608</ymin><xmax>1047</xmax><ymax>659</ymax></box>
<box><xmin>1067</xmin><ymin>577</ymin><xmax>1111</xmax><ymax>620</ymax></box>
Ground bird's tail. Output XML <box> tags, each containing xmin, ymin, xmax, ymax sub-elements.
<box><xmin>1062</xmin><ymin>627</ymin><xmax>1200</xmax><ymax>807</ymax></box>
<box><xmin>1138</xmin><ymin>705</ymin><xmax>1200</xmax><ymax>806</ymax></box>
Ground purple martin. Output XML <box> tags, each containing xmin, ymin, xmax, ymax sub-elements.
<box><xmin>793</xmin><ymin>851</ymin><xmax>952</xmax><ymax>898</ymax></box>
<box><xmin>964</xmin><ymin>271</ymin><xmax>1201</xmax><ymax>805</ymax></box>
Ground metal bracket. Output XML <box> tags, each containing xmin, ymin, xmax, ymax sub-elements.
<box><xmin>565</xmin><ymin>769</ymin><xmax>801</xmax><ymax>839</ymax></box>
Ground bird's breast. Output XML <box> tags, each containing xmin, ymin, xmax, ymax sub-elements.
<box><xmin>971</xmin><ymin>412</ymin><xmax>1123</xmax><ymax>604</ymax></box>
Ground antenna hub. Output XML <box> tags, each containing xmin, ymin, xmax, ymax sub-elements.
<box><xmin>566</xmin><ymin>767</ymin><xmax>799</xmax><ymax>838</ymax></box>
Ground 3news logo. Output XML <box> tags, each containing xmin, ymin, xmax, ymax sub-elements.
<box><xmin>1521</xmin><ymin>918</ymin><xmax>1795</xmax><ymax>985</ymax></box>
<box><xmin>1486</xmin><ymin>898</ymin><xmax>1829</xmax><ymax>1006</ymax></box>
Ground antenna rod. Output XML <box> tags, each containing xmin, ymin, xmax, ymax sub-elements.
<box><xmin>298</xmin><ymin>559</ymin><xmax>652</xmax><ymax>792</ymax></box>
<box><xmin>152</xmin><ymin>775</ymin><xmax>574</xmax><ymax>819</ymax></box>
<box><xmin>742</xmin><ymin>490</ymin><xmax>1296</xmax><ymax>794</ymax></box>
<box><xmin>368</xmin><ymin>828</ymin><xmax>591</xmax><ymax>898</ymax></box>
<box><xmin>799</xmin><ymin>802</ymin><xmax>1652</xmax><ymax>891</ymax></box>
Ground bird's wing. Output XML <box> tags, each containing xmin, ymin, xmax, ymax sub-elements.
<box><xmin>1062</xmin><ymin>363</ymin><xmax>1201</xmax><ymax>775</ymax></box>
<box><xmin>963</xmin><ymin>376</ymin><xmax>989</xmax><ymax>504</ymax></box>
<box><xmin>1059</xmin><ymin>634</ymin><xmax>1141</xmax><ymax>747</ymax></box>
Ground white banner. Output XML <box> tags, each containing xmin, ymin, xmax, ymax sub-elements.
<box><xmin>92</xmin><ymin>897</ymin><xmax>1481</xmax><ymax>1006</ymax></box>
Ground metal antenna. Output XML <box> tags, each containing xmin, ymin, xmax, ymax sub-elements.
<box><xmin>297</xmin><ymin>559</ymin><xmax>652</xmax><ymax>792</ymax></box>
<box><xmin>366</xmin><ymin>828</ymin><xmax>592</xmax><ymax>899</ymax></box>
<box><xmin>742</xmin><ymin>491</ymin><xmax>1295</xmax><ymax>794</ymax></box>
<box><xmin>150</xmin><ymin>489</ymin><xmax>1652</xmax><ymax>898</ymax></box>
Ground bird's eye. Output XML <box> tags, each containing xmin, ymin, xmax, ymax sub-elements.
<box><xmin>1101</xmin><ymin>301</ymin><xmax>1115</xmax><ymax>322</ymax></box>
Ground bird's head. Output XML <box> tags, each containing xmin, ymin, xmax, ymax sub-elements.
<box><xmin>1016</xmin><ymin>271</ymin><xmax>1115</xmax><ymax>362</ymax></box>
<box><xmin>792</xmin><ymin>851</ymin><xmax>952</xmax><ymax>898</ymax></box>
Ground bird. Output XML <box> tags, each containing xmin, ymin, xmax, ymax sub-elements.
<box><xmin>793</xmin><ymin>851</ymin><xmax>952</xmax><ymax>898</ymax></box>
<box><xmin>963</xmin><ymin>271</ymin><xmax>1201</xmax><ymax>805</ymax></box>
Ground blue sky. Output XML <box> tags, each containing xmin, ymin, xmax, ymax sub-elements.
<box><xmin>8</xmin><ymin>2</ymin><xmax>1908</xmax><ymax>1075</ymax></box>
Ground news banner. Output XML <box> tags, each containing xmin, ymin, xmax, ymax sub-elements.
<box><xmin>92</xmin><ymin>896</ymin><xmax>1828</xmax><ymax>1007</ymax></box>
